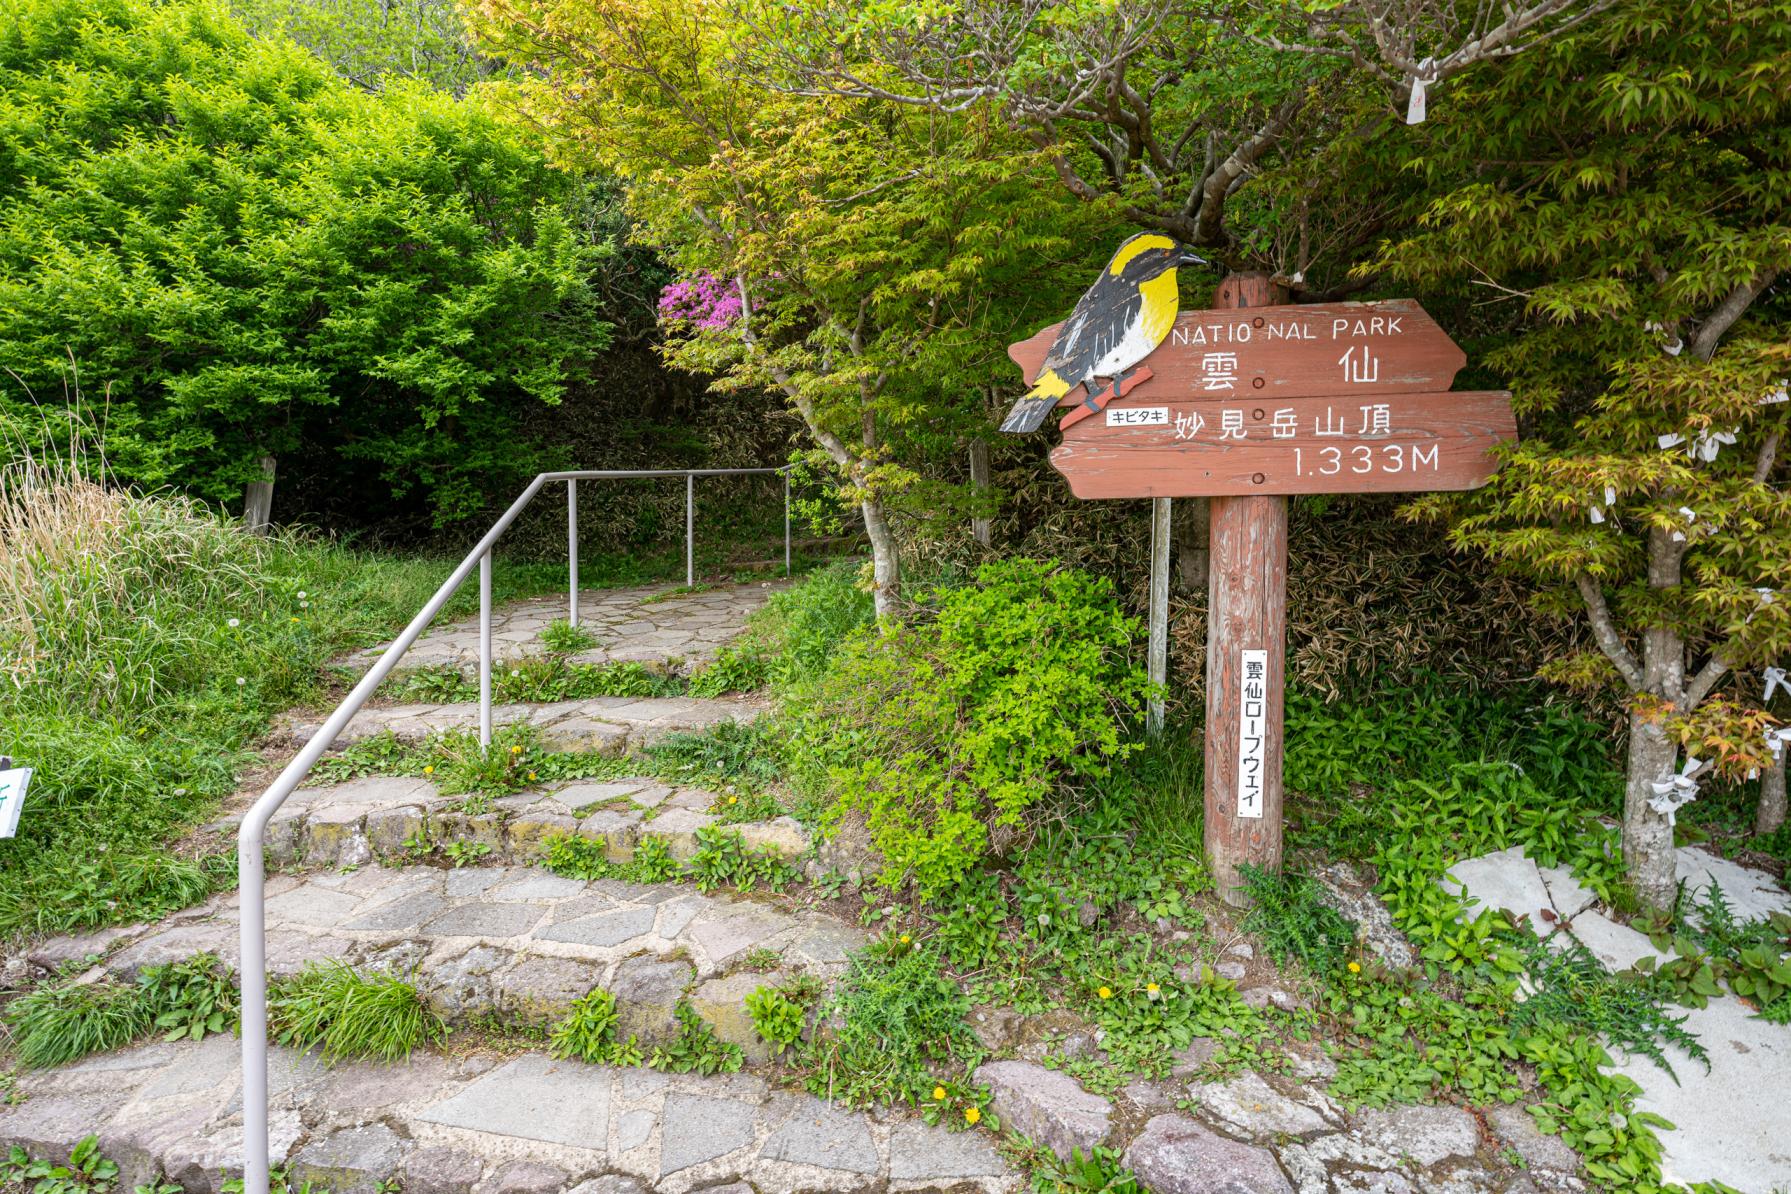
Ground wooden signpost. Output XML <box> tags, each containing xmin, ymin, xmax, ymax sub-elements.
<box><xmin>1008</xmin><ymin>273</ymin><xmax>1517</xmax><ymax>904</ymax></box>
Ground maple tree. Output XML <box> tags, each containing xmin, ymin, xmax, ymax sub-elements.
<box><xmin>1377</xmin><ymin>0</ymin><xmax>1791</xmax><ymax>907</ymax></box>
<box><xmin>470</xmin><ymin>0</ymin><xmax>1116</xmax><ymax>616</ymax></box>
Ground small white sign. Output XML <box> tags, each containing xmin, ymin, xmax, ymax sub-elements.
<box><xmin>0</xmin><ymin>767</ymin><xmax>32</xmax><ymax>839</ymax></box>
<box><xmin>1237</xmin><ymin>650</ymin><xmax>1267</xmax><ymax>819</ymax></box>
<box><xmin>1106</xmin><ymin>406</ymin><xmax>1168</xmax><ymax>427</ymax></box>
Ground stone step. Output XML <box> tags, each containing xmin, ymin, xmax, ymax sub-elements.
<box><xmin>280</xmin><ymin>695</ymin><xmax>766</xmax><ymax>756</ymax></box>
<box><xmin>29</xmin><ymin>865</ymin><xmax>864</xmax><ymax>1056</ymax></box>
<box><xmin>221</xmin><ymin>774</ymin><xmax>810</xmax><ymax>873</ymax></box>
<box><xmin>342</xmin><ymin>580</ymin><xmax>789</xmax><ymax>677</ymax></box>
<box><xmin>0</xmin><ymin>1036</ymin><xmax>1015</xmax><ymax>1194</ymax></box>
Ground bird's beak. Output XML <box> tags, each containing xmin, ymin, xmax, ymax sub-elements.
<box><xmin>1177</xmin><ymin>248</ymin><xmax>1208</xmax><ymax>267</ymax></box>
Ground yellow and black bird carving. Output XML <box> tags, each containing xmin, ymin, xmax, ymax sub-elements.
<box><xmin>1001</xmin><ymin>233</ymin><xmax>1205</xmax><ymax>434</ymax></box>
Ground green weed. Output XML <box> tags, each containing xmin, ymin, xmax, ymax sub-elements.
<box><xmin>805</xmin><ymin>942</ymin><xmax>982</xmax><ymax>1106</ymax></box>
<box><xmin>138</xmin><ymin>952</ymin><xmax>236</xmax><ymax>1044</ymax></box>
<box><xmin>0</xmin><ymin>1135</ymin><xmax>119</xmax><ymax>1194</ymax></box>
<box><xmin>1238</xmin><ymin>865</ymin><xmax>1357</xmax><ymax>977</ymax></box>
<box><xmin>648</xmin><ymin>1003</ymin><xmax>744</xmax><ymax>1075</ymax></box>
<box><xmin>547</xmin><ymin>989</ymin><xmax>640</xmax><ymax>1065</ymax></box>
<box><xmin>687</xmin><ymin>826</ymin><xmax>798</xmax><ymax>893</ymax></box>
<box><xmin>539</xmin><ymin>620</ymin><xmax>599</xmax><ymax>655</ymax></box>
<box><xmin>1026</xmin><ymin>1145</ymin><xmax>1142</xmax><ymax>1193</ymax></box>
<box><xmin>4</xmin><ymin>982</ymin><xmax>147</xmax><ymax>1069</ymax></box>
<box><xmin>648</xmin><ymin>720</ymin><xmax>784</xmax><ymax>791</ymax></box>
<box><xmin>269</xmin><ymin>961</ymin><xmax>444</xmax><ymax>1063</ymax></box>
<box><xmin>745</xmin><ymin>984</ymin><xmax>807</xmax><ymax>1054</ymax></box>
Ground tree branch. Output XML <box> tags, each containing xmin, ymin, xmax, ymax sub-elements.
<box><xmin>1192</xmin><ymin>97</ymin><xmax>1302</xmax><ymax>245</ymax></box>
<box><xmin>1685</xmin><ymin>653</ymin><xmax>1730</xmax><ymax>710</ymax></box>
<box><xmin>1576</xmin><ymin>572</ymin><xmax>1644</xmax><ymax>691</ymax></box>
<box><xmin>1756</xmin><ymin>429</ymin><xmax>1783</xmax><ymax>484</ymax></box>
<box><xmin>1689</xmin><ymin>268</ymin><xmax>1780</xmax><ymax>362</ymax></box>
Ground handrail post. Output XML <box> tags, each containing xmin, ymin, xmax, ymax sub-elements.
<box><xmin>567</xmin><ymin>479</ymin><xmax>579</xmax><ymax>628</ymax></box>
<box><xmin>685</xmin><ymin>472</ymin><xmax>695</xmax><ymax>588</ymax></box>
<box><xmin>783</xmin><ymin>471</ymin><xmax>792</xmax><ymax>577</ymax></box>
<box><xmin>238</xmin><ymin>840</ymin><xmax>269</xmax><ymax>1194</ymax></box>
<box><xmin>479</xmin><ymin>550</ymin><xmax>492</xmax><ymax>749</ymax></box>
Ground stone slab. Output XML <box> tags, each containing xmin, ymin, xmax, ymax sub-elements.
<box><xmin>1612</xmin><ymin>994</ymin><xmax>1791</xmax><ymax>1190</ymax></box>
<box><xmin>658</xmin><ymin>1092</ymin><xmax>757</xmax><ymax>1177</ymax></box>
<box><xmin>416</xmin><ymin>1055</ymin><xmax>610</xmax><ymax>1147</ymax></box>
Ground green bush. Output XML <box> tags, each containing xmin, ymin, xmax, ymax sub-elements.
<box><xmin>789</xmin><ymin>559</ymin><xmax>1150</xmax><ymax>893</ymax></box>
<box><xmin>0</xmin><ymin>0</ymin><xmax>615</xmax><ymax>524</ymax></box>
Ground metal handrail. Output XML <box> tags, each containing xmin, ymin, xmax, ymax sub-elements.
<box><xmin>237</xmin><ymin>466</ymin><xmax>790</xmax><ymax>1194</ymax></box>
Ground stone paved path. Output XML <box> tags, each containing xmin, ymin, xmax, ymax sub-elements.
<box><xmin>213</xmin><ymin>774</ymin><xmax>810</xmax><ymax>873</ymax></box>
<box><xmin>1446</xmin><ymin>843</ymin><xmax>1791</xmax><ymax>1191</ymax></box>
<box><xmin>351</xmin><ymin>582</ymin><xmax>787</xmax><ymax>675</ymax></box>
<box><xmin>1</xmin><ymin>1036</ymin><xmax>1014</xmax><ymax>1194</ymax></box>
<box><xmin>283</xmin><ymin>695</ymin><xmax>766</xmax><ymax>756</ymax></box>
<box><xmin>29</xmin><ymin>865</ymin><xmax>863</xmax><ymax>1034</ymax></box>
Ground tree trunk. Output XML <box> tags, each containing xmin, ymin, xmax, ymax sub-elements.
<box><xmin>1623</xmin><ymin>710</ymin><xmax>1681</xmax><ymax>911</ymax></box>
<box><xmin>1760</xmin><ymin>752</ymin><xmax>1787</xmax><ymax>836</ymax></box>
<box><xmin>969</xmin><ymin>439</ymin><xmax>992</xmax><ymax>547</ymax></box>
<box><xmin>1175</xmin><ymin>497</ymin><xmax>1210</xmax><ymax>592</ymax></box>
<box><xmin>861</xmin><ymin>496</ymin><xmax>901</xmax><ymax>620</ymax></box>
<box><xmin>242</xmin><ymin>455</ymin><xmax>276</xmax><ymax>535</ymax></box>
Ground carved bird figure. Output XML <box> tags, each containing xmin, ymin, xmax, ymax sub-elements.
<box><xmin>1001</xmin><ymin>233</ymin><xmax>1206</xmax><ymax>433</ymax></box>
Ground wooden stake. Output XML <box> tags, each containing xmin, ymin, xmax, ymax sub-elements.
<box><xmin>243</xmin><ymin>455</ymin><xmax>276</xmax><ymax>535</ymax></box>
<box><xmin>1204</xmin><ymin>273</ymin><xmax>1288</xmax><ymax>906</ymax></box>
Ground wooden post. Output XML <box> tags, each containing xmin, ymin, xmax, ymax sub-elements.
<box><xmin>1147</xmin><ymin>496</ymin><xmax>1171</xmax><ymax>735</ymax></box>
<box><xmin>1204</xmin><ymin>273</ymin><xmax>1289</xmax><ymax>906</ymax></box>
<box><xmin>969</xmin><ymin>439</ymin><xmax>993</xmax><ymax>547</ymax></box>
<box><xmin>242</xmin><ymin>456</ymin><xmax>276</xmax><ymax>535</ymax></box>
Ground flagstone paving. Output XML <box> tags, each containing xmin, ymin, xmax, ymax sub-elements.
<box><xmin>282</xmin><ymin>695</ymin><xmax>766</xmax><ymax>756</ymax></box>
<box><xmin>348</xmin><ymin>582</ymin><xmax>788</xmax><ymax>676</ymax></box>
<box><xmin>27</xmin><ymin>865</ymin><xmax>863</xmax><ymax>1028</ymax></box>
<box><xmin>206</xmin><ymin>774</ymin><xmax>812</xmax><ymax>873</ymax></box>
<box><xmin>1444</xmin><ymin>842</ymin><xmax>1791</xmax><ymax>1192</ymax></box>
<box><xmin>0</xmin><ymin>1037</ymin><xmax>1014</xmax><ymax>1194</ymax></box>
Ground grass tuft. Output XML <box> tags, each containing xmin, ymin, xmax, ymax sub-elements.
<box><xmin>4</xmin><ymin>981</ymin><xmax>148</xmax><ymax>1069</ymax></box>
<box><xmin>269</xmin><ymin>961</ymin><xmax>443</xmax><ymax>1064</ymax></box>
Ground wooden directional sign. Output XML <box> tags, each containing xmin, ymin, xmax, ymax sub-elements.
<box><xmin>1005</xmin><ymin>282</ymin><xmax>1518</xmax><ymax>907</ymax></box>
<box><xmin>1008</xmin><ymin>300</ymin><xmax>1516</xmax><ymax>500</ymax></box>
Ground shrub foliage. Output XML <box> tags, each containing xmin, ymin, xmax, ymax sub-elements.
<box><xmin>790</xmin><ymin>559</ymin><xmax>1150</xmax><ymax>893</ymax></box>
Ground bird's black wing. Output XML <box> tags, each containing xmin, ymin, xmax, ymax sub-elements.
<box><xmin>1041</xmin><ymin>266</ymin><xmax>1144</xmax><ymax>385</ymax></box>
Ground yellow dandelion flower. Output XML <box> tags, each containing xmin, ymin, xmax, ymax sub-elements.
<box><xmin>932</xmin><ymin>1085</ymin><xmax>947</xmax><ymax>1101</ymax></box>
<box><xmin>1348</xmin><ymin>961</ymin><xmax>1361</xmax><ymax>974</ymax></box>
<box><xmin>1146</xmin><ymin>982</ymin><xmax>1160</xmax><ymax>992</ymax></box>
<box><xmin>964</xmin><ymin>1106</ymin><xmax>980</xmax><ymax>1125</ymax></box>
<box><xmin>527</xmin><ymin>771</ymin><xmax>538</xmax><ymax>781</ymax></box>
<box><xmin>510</xmin><ymin>745</ymin><xmax>523</xmax><ymax>755</ymax></box>
<box><xmin>1097</xmin><ymin>986</ymin><xmax>1112</xmax><ymax>1000</ymax></box>
<box><xmin>728</xmin><ymin>795</ymin><xmax>738</xmax><ymax>805</ymax></box>
<box><xmin>424</xmin><ymin>765</ymin><xmax>435</xmax><ymax>775</ymax></box>
<box><xmin>899</xmin><ymin>933</ymin><xmax>911</xmax><ymax>944</ymax></box>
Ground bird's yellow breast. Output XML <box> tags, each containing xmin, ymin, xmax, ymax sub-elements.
<box><xmin>1139</xmin><ymin>270</ymin><xmax>1180</xmax><ymax>347</ymax></box>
